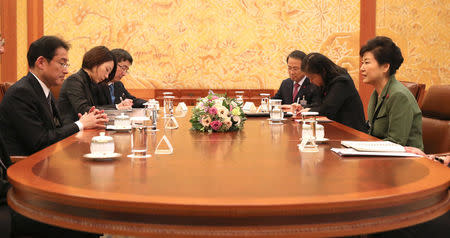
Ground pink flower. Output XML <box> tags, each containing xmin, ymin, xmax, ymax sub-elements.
<box><xmin>211</xmin><ymin>95</ymin><xmax>219</xmax><ymax>100</ymax></box>
<box><xmin>208</xmin><ymin>107</ymin><xmax>218</xmax><ymax>115</ymax></box>
<box><xmin>210</xmin><ymin>120</ymin><xmax>222</xmax><ymax>131</ymax></box>
<box><xmin>200</xmin><ymin>116</ymin><xmax>211</xmax><ymax>127</ymax></box>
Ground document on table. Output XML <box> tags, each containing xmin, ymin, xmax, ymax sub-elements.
<box><xmin>340</xmin><ymin>140</ymin><xmax>406</xmax><ymax>152</ymax></box>
<box><xmin>331</xmin><ymin>148</ymin><xmax>420</xmax><ymax>157</ymax></box>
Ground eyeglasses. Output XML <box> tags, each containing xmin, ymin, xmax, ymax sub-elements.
<box><xmin>288</xmin><ymin>66</ymin><xmax>301</xmax><ymax>72</ymax></box>
<box><xmin>117</xmin><ymin>64</ymin><xmax>130</xmax><ymax>73</ymax></box>
<box><xmin>58</xmin><ymin>62</ymin><xmax>70</xmax><ymax>69</ymax></box>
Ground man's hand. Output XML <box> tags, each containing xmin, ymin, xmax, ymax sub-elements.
<box><xmin>78</xmin><ymin>106</ymin><xmax>108</xmax><ymax>129</ymax></box>
<box><xmin>117</xmin><ymin>99</ymin><xmax>133</xmax><ymax>110</ymax></box>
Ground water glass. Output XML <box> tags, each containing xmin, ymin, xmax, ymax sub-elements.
<box><xmin>235</xmin><ymin>91</ymin><xmax>244</xmax><ymax>105</ymax></box>
<box><xmin>145</xmin><ymin>103</ymin><xmax>158</xmax><ymax>130</ymax></box>
<box><xmin>260</xmin><ymin>93</ymin><xmax>270</xmax><ymax>112</ymax></box>
<box><xmin>130</xmin><ymin>117</ymin><xmax>150</xmax><ymax>157</ymax></box>
<box><xmin>163</xmin><ymin>95</ymin><xmax>175</xmax><ymax>117</ymax></box>
<box><xmin>270</xmin><ymin>106</ymin><xmax>283</xmax><ymax>122</ymax></box>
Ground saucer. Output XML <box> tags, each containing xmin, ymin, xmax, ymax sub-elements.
<box><xmin>83</xmin><ymin>152</ymin><xmax>121</xmax><ymax>161</ymax></box>
<box><xmin>106</xmin><ymin>125</ymin><xmax>132</xmax><ymax>131</ymax></box>
<box><xmin>267</xmin><ymin>118</ymin><xmax>287</xmax><ymax>121</ymax></box>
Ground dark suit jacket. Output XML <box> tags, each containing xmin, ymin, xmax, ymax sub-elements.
<box><xmin>101</xmin><ymin>81</ymin><xmax>146</xmax><ymax>108</ymax></box>
<box><xmin>0</xmin><ymin>73</ymin><xmax>79</xmax><ymax>156</ymax></box>
<box><xmin>309</xmin><ymin>74</ymin><xmax>368</xmax><ymax>133</ymax></box>
<box><xmin>58</xmin><ymin>69</ymin><xmax>115</xmax><ymax>124</ymax></box>
<box><xmin>0</xmin><ymin>133</ymin><xmax>11</xmax><ymax>204</ymax></box>
<box><xmin>272</xmin><ymin>78</ymin><xmax>321</xmax><ymax>106</ymax></box>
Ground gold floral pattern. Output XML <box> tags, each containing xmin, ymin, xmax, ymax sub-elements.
<box><xmin>44</xmin><ymin>0</ymin><xmax>360</xmax><ymax>89</ymax></box>
<box><xmin>377</xmin><ymin>0</ymin><xmax>449</xmax><ymax>86</ymax></box>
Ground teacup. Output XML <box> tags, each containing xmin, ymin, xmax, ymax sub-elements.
<box><xmin>90</xmin><ymin>132</ymin><xmax>115</xmax><ymax>155</ymax></box>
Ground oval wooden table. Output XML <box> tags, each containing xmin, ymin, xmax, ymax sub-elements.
<box><xmin>7</xmin><ymin>111</ymin><xmax>450</xmax><ymax>237</ymax></box>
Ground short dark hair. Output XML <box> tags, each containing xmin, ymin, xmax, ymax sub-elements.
<box><xmin>111</xmin><ymin>48</ymin><xmax>133</xmax><ymax>64</ymax></box>
<box><xmin>82</xmin><ymin>46</ymin><xmax>117</xmax><ymax>82</ymax></box>
<box><xmin>359</xmin><ymin>36</ymin><xmax>404</xmax><ymax>76</ymax></box>
<box><xmin>27</xmin><ymin>36</ymin><xmax>70</xmax><ymax>68</ymax></box>
<box><xmin>286</xmin><ymin>50</ymin><xmax>306</xmax><ymax>63</ymax></box>
<box><xmin>301</xmin><ymin>52</ymin><xmax>348</xmax><ymax>86</ymax></box>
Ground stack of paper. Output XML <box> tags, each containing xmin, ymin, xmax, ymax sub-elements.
<box><xmin>332</xmin><ymin>141</ymin><xmax>420</xmax><ymax>157</ymax></box>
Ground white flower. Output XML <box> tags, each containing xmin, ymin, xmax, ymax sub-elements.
<box><xmin>223</xmin><ymin>117</ymin><xmax>232</xmax><ymax>129</ymax></box>
<box><xmin>231</xmin><ymin>101</ymin><xmax>237</xmax><ymax>108</ymax></box>
<box><xmin>216</xmin><ymin>105</ymin><xmax>229</xmax><ymax>118</ymax></box>
<box><xmin>214</xmin><ymin>98</ymin><xmax>224</xmax><ymax>107</ymax></box>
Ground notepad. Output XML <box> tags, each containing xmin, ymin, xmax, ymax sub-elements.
<box><xmin>341</xmin><ymin>141</ymin><xmax>406</xmax><ymax>152</ymax></box>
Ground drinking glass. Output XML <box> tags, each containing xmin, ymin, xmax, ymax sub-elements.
<box><xmin>235</xmin><ymin>91</ymin><xmax>244</xmax><ymax>105</ymax></box>
<box><xmin>270</xmin><ymin>106</ymin><xmax>283</xmax><ymax>123</ymax></box>
<box><xmin>163</xmin><ymin>95</ymin><xmax>175</xmax><ymax>118</ymax></box>
<box><xmin>268</xmin><ymin>99</ymin><xmax>283</xmax><ymax>120</ymax></box>
<box><xmin>130</xmin><ymin>117</ymin><xmax>150</xmax><ymax>158</ymax></box>
<box><xmin>260</xmin><ymin>93</ymin><xmax>270</xmax><ymax>112</ymax></box>
<box><xmin>145</xmin><ymin>103</ymin><xmax>158</xmax><ymax>131</ymax></box>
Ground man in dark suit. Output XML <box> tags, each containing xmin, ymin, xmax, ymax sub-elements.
<box><xmin>0</xmin><ymin>36</ymin><xmax>100</xmax><ymax>237</ymax></box>
<box><xmin>272</xmin><ymin>50</ymin><xmax>320</xmax><ymax>107</ymax></box>
<box><xmin>0</xmin><ymin>36</ymin><xmax>107</xmax><ymax>156</ymax></box>
<box><xmin>101</xmin><ymin>48</ymin><xmax>147</xmax><ymax>108</ymax></box>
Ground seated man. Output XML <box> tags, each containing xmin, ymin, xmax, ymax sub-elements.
<box><xmin>0</xmin><ymin>36</ymin><xmax>107</xmax><ymax>156</ymax></box>
<box><xmin>272</xmin><ymin>50</ymin><xmax>320</xmax><ymax>107</ymax></box>
<box><xmin>0</xmin><ymin>35</ymin><xmax>99</xmax><ymax>237</ymax></box>
<box><xmin>101</xmin><ymin>48</ymin><xmax>147</xmax><ymax>108</ymax></box>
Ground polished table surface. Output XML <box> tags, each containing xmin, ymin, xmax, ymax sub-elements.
<box><xmin>7</xmin><ymin>109</ymin><xmax>450</xmax><ymax>237</ymax></box>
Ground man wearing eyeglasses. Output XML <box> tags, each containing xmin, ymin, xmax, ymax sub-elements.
<box><xmin>100</xmin><ymin>48</ymin><xmax>146</xmax><ymax>108</ymax></box>
<box><xmin>0</xmin><ymin>36</ymin><xmax>108</xmax><ymax>157</ymax></box>
<box><xmin>272</xmin><ymin>50</ymin><xmax>320</xmax><ymax>107</ymax></box>
<box><xmin>0</xmin><ymin>36</ymin><xmax>101</xmax><ymax>237</ymax></box>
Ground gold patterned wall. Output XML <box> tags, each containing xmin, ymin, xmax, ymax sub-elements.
<box><xmin>44</xmin><ymin>0</ymin><xmax>360</xmax><ymax>89</ymax></box>
<box><xmin>376</xmin><ymin>0</ymin><xmax>450</xmax><ymax>86</ymax></box>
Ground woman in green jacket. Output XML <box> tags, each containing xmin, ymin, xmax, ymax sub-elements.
<box><xmin>360</xmin><ymin>36</ymin><xmax>423</xmax><ymax>150</ymax></box>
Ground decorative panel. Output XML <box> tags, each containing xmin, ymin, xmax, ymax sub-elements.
<box><xmin>44</xmin><ymin>0</ymin><xmax>360</xmax><ymax>89</ymax></box>
<box><xmin>17</xmin><ymin>0</ymin><xmax>28</xmax><ymax>79</ymax></box>
<box><xmin>377</xmin><ymin>0</ymin><xmax>450</xmax><ymax>86</ymax></box>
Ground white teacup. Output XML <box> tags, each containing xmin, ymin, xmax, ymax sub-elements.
<box><xmin>90</xmin><ymin>132</ymin><xmax>115</xmax><ymax>155</ymax></box>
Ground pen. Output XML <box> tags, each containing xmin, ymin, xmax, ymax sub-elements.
<box><xmin>296</xmin><ymin>97</ymin><xmax>299</xmax><ymax>104</ymax></box>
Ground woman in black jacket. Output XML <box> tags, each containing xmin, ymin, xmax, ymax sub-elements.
<box><xmin>296</xmin><ymin>52</ymin><xmax>367</xmax><ymax>132</ymax></box>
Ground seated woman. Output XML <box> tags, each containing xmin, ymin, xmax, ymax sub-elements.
<box><xmin>360</xmin><ymin>36</ymin><xmax>423</xmax><ymax>150</ymax></box>
<box><xmin>296</xmin><ymin>53</ymin><xmax>367</xmax><ymax>132</ymax></box>
<box><xmin>58</xmin><ymin>46</ymin><xmax>132</xmax><ymax>124</ymax></box>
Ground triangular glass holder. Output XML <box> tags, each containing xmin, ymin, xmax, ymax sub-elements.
<box><xmin>155</xmin><ymin>135</ymin><xmax>173</xmax><ymax>154</ymax></box>
<box><xmin>164</xmin><ymin>116</ymin><xmax>179</xmax><ymax>130</ymax></box>
<box><xmin>298</xmin><ymin>137</ymin><xmax>319</xmax><ymax>152</ymax></box>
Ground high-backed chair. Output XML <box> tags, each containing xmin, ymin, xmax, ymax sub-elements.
<box><xmin>400</xmin><ymin>81</ymin><xmax>426</xmax><ymax>106</ymax></box>
<box><xmin>420</xmin><ymin>85</ymin><xmax>450</xmax><ymax>154</ymax></box>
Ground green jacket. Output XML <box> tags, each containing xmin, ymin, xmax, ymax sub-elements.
<box><xmin>367</xmin><ymin>75</ymin><xmax>424</xmax><ymax>150</ymax></box>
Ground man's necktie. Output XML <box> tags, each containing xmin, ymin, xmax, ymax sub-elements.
<box><xmin>293</xmin><ymin>83</ymin><xmax>300</xmax><ymax>103</ymax></box>
<box><xmin>109</xmin><ymin>84</ymin><xmax>115</xmax><ymax>104</ymax></box>
<box><xmin>47</xmin><ymin>93</ymin><xmax>60</xmax><ymax>127</ymax></box>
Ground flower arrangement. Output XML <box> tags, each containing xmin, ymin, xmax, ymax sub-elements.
<box><xmin>190</xmin><ymin>93</ymin><xmax>246</xmax><ymax>132</ymax></box>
